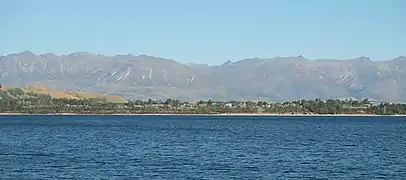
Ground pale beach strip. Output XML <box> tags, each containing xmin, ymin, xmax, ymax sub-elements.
<box><xmin>0</xmin><ymin>112</ymin><xmax>405</xmax><ymax>116</ymax></box>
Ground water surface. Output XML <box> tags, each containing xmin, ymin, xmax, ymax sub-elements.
<box><xmin>0</xmin><ymin>115</ymin><xmax>405</xmax><ymax>179</ymax></box>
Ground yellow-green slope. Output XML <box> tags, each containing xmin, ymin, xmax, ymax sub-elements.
<box><xmin>1</xmin><ymin>86</ymin><xmax>127</xmax><ymax>103</ymax></box>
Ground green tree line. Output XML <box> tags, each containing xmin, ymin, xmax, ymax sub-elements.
<box><xmin>1</xmin><ymin>88</ymin><xmax>406</xmax><ymax>115</ymax></box>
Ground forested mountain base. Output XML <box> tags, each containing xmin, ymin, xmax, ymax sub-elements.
<box><xmin>1</xmin><ymin>88</ymin><xmax>406</xmax><ymax>115</ymax></box>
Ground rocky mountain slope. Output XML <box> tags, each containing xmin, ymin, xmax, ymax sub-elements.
<box><xmin>1</xmin><ymin>51</ymin><xmax>405</xmax><ymax>102</ymax></box>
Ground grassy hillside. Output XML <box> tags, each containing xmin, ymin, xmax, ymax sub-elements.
<box><xmin>0</xmin><ymin>86</ymin><xmax>127</xmax><ymax>103</ymax></box>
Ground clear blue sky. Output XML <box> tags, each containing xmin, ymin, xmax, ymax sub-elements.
<box><xmin>1</xmin><ymin>0</ymin><xmax>405</xmax><ymax>64</ymax></box>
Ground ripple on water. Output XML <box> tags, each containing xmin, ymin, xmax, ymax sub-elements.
<box><xmin>0</xmin><ymin>115</ymin><xmax>405</xmax><ymax>179</ymax></box>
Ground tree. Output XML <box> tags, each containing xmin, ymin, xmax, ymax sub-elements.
<box><xmin>164</xmin><ymin>98</ymin><xmax>173</xmax><ymax>105</ymax></box>
<box><xmin>362</xmin><ymin>98</ymin><xmax>370</xmax><ymax>105</ymax></box>
<box><xmin>148</xmin><ymin>99</ymin><xmax>154</xmax><ymax>105</ymax></box>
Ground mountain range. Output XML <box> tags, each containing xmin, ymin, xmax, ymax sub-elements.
<box><xmin>1</xmin><ymin>51</ymin><xmax>405</xmax><ymax>102</ymax></box>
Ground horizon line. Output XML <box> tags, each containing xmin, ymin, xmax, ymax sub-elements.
<box><xmin>1</xmin><ymin>50</ymin><xmax>405</xmax><ymax>65</ymax></box>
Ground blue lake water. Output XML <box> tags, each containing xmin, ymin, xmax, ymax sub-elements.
<box><xmin>0</xmin><ymin>115</ymin><xmax>405</xmax><ymax>179</ymax></box>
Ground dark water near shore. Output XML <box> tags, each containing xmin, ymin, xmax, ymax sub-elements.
<box><xmin>0</xmin><ymin>115</ymin><xmax>405</xmax><ymax>179</ymax></box>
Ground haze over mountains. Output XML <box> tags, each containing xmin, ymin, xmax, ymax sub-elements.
<box><xmin>1</xmin><ymin>51</ymin><xmax>405</xmax><ymax>102</ymax></box>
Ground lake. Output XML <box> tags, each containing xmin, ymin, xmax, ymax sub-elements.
<box><xmin>0</xmin><ymin>115</ymin><xmax>405</xmax><ymax>179</ymax></box>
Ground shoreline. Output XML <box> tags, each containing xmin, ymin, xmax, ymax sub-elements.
<box><xmin>0</xmin><ymin>112</ymin><xmax>404</xmax><ymax>117</ymax></box>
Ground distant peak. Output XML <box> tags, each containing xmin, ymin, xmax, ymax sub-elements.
<box><xmin>137</xmin><ymin>54</ymin><xmax>153</xmax><ymax>58</ymax></box>
<box><xmin>270</xmin><ymin>56</ymin><xmax>307</xmax><ymax>61</ymax></box>
<box><xmin>223</xmin><ymin>60</ymin><xmax>233</xmax><ymax>65</ymax></box>
<box><xmin>40</xmin><ymin>53</ymin><xmax>57</xmax><ymax>57</ymax></box>
<box><xmin>394</xmin><ymin>56</ymin><xmax>406</xmax><ymax>61</ymax></box>
<box><xmin>68</xmin><ymin>52</ymin><xmax>91</xmax><ymax>57</ymax></box>
<box><xmin>114</xmin><ymin>54</ymin><xmax>135</xmax><ymax>58</ymax></box>
<box><xmin>354</xmin><ymin>56</ymin><xmax>372</xmax><ymax>61</ymax></box>
<box><xmin>20</xmin><ymin>50</ymin><xmax>35</xmax><ymax>56</ymax></box>
<box><xmin>136</xmin><ymin>54</ymin><xmax>165</xmax><ymax>59</ymax></box>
